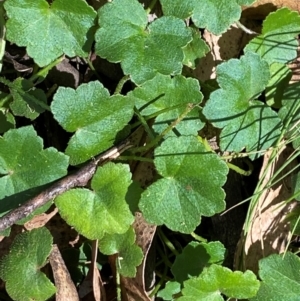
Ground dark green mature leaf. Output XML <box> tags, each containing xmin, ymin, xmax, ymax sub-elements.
<box><xmin>0</xmin><ymin>110</ymin><xmax>15</xmax><ymax>133</ymax></box>
<box><xmin>55</xmin><ymin>163</ymin><xmax>134</xmax><ymax>240</ymax></box>
<box><xmin>203</xmin><ymin>51</ymin><xmax>282</xmax><ymax>159</ymax></box>
<box><xmin>278</xmin><ymin>82</ymin><xmax>300</xmax><ymax>148</ymax></box>
<box><xmin>0</xmin><ymin>227</ymin><xmax>55</xmax><ymax>301</ymax></box>
<box><xmin>51</xmin><ymin>81</ymin><xmax>134</xmax><ymax>165</ymax></box>
<box><xmin>0</xmin><ymin>126</ymin><xmax>69</xmax><ymax>200</ymax></box>
<box><xmin>160</xmin><ymin>0</ymin><xmax>242</xmax><ymax>35</ymax></box>
<box><xmin>171</xmin><ymin>241</ymin><xmax>225</xmax><ymax>283</ymax></box>
<box><xmin>178</xmin><ymin>265</ymin><xmax>259</xmax><ymax>301</ymax></box>
<box><xmin>9</xmin><ymin>78</ymin><xmax>47</xmax><ymax>120</ymax></box>
<box><xmin>99</xmin><ymin>227</ymin><xmax>143</xmax><ymax>277</ymax></box>
<box><xmin>4</xmin><ymin>0</ymin><xmax>96</xmax><ymax>66</ymax></box>
<box><xmin>95</xmin><ymin>0</ymin><xmax>192</xmax><ymax>84</ymax></box>
<box><xmin>129</xmin><ymin>74</ymin><xmax>204</xmax><ymax>137</ymax></box>
<box><xmin>245</xmin><ymin>8</ymin><xmax>300</xmax><ymax>64</ymax></box>
<box><xmin>139</xmin><ymin>136</ymin><xmax>228</xmax><ymax>233</ymax></box>
<box><xmin>251</xmin><ymin>253</ymin><xmax>300</xmax><ymax>301</ymax></box>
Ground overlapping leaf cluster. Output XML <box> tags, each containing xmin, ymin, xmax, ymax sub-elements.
<box><xmin>0</xmin><ymin>0</ymin><xmax>300</xmax><ymax>300</ymax></box>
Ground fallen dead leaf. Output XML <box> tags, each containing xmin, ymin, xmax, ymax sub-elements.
<box><xmin>24</xmin><ymin>207</ymin><xmax>58</xmax><ymax>231</ymax></box>
<box><xmin>49</xmin><ymin>244</ymin><xmax>80</xmax><ymax>301</ymax></box>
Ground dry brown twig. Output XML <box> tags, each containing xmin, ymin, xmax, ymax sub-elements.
<box><xmin>0</xmin><ymin>139</ymin><xmax>132</xmax><ymax>232</ymax></box>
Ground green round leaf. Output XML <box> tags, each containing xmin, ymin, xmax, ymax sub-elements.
<box><xmin>55</xmin><ymin>163</ymin><xmax>134</xmax><ymax>240</ymax></box>
<box><xmin>51</xmin><ymin>81</ymin><xmax>134</xmax><ymax>165</ymax></box>
<box><xmin>139</xmin><ymin>136</ymin><xmax>228</xmax><ymax>233</ymax></box>
<box><xmin>0</xmin><ymin>227</ymin><xmax>55</xmax><ymax>301</ymax></box>
<box><xmin>99</xmin><ymin>227</ymin><xmax>143</xmax><ymax>277</ymax></box>
<box><xmin>95</xmin><ymin>0</ymin><xmax>192</xmax><ymax>84</ymax></box>
<box><xmin>203</xmin><ymin>51</ymin><xmax>282</xmax><ymax>159</ymax></box>
<box><xmin>0</xmin><ymin>126</ymin><xmax>69</xmax><ymax>200</ymax></box>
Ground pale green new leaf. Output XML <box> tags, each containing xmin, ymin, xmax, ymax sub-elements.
<box><xmin>178</xmin><ymin>265</ymin><xmax>260</xmax><ymax>301</ymax></box>
<box><xmin>99</xmin><ymin>227</ymin><xmax>143</xmax><ymax>277</ymax></box>
<box><xmin>4</xmin><ymin>0</ymin><xmax>96</xmax><ymax>66</ymax></box>
<box><xmin>236</xmin><ymin>0</ymin><xmax>256</xmax><ymax>4</ymax></box>
<box><xmin>139</xmin><ymin>136</ymin><xmax>228</xmax><ymax>233</ymax></box>
<box><xmin>95</xmin><ymin>0</ymin><xmax>192</xmax><ymax>84</ymax></box>
<box><xmin>55</xmin><ymin>163</ymin><xmax>134</xmax><ymax>240</ymax></box>
<box><xmin>0</xmin><ymin>126</ymin><xmax>69</xmax><ymax>200</ymax></box>
<box><xmin>129</xmin><ymin>74</ymin><xmax>204</xmax><ymax>137</ymax></box>
<box><xmin>51</xmin><ymin>81</ymin><xmax>134</xmax><ymax>165</ymax></box>
<box><xmin>0</xmin><ymin>227</ymin><xmax>55</xmax><ymax>301</ymax></box>
<box><xmin>160</xmin><ymin>0</ymin><xmax>242</xmax><ymax>35</ymax></box>
<box><xmin>251</xmin><ymin>252</ymin><xmax>300</xmax><ymax>301</ymax></box>
<box><xmin>183</xmin><ymin>27</ymin><xmax>210</xmax><ymax>69</ymax></box>
<box><xmin>9</xmin><ymin>78</ymin><xmax>47</xmax><ymax>120</ymax></box>
<box><xmin>157</xmin><ymin>281</ymin><xmax>181</xmax><ymax>300</ymax></box>
<box><xmin>244</xmin><ymin>8</ymin><xmax>300</xmax><ymax>64</ymax></box>
<box><xmin>171</xmin><ymin>241</ymin><xmax>225</xmax><ymax>283</ymax></box>
<box><xmin>203</xmin><ymin>51</ymin><xmax>282</xmax><ymax>159</ymax></box>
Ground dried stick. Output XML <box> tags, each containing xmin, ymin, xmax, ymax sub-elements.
<box><xmin>0</xmin><ymin>140</ymin><xmax>132</xmax><ymax>232</ymax></box>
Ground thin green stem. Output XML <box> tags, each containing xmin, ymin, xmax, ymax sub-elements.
<box><xmin>114</xmin><ymin>75</ymin><xmax>130</xmax><ymax>95</ymax></box>
<box><xmin>116</xmin><ymin>256</ymin><xmax>121</xmax><ymax>301</ymax></box>
<box><xmin>29</xmin><ymin>56</ymin><xmax>64</xmax><ymax>83</ymax></box>
<box><xmin>191</xmin><ymin>231</ymin><xmax>207</xmax><ymax>242</ymax></box>
<box><xmin>116</xmin><ymin>155</ymin><xmax>153</xmax><ymax>162</ymax></box>
<box><xmin>130</xmin><ymin>103</ymin><xmax>187</xmax><ymax>129</ymax></box>
<box><xmin>227</xmin><ymin>161</ymin><xmax>253</xmax><ymax>176</ymax></box>
<box><xmin>85</xmin><ymin>57</ymin><xmax>102</xmax><ymax>81</ymax></box>
<box><xmin>134</xmin><ymin>106</ymin><xmax>156</xmax><ymax>140</ymax></box>
<box><xmin>131</xmin><ymin>103</ymin><xmax>195</xmax><ymax>153</ymax></box>
<box><xmin>158</xmin><ymin>228</ymin><xmax>180</xmax><ymax>256</ymax></box>
<box><xmin>146</xmin><ymin>0</ymin><xmax>158</xmax><ymax>13</ymax></box>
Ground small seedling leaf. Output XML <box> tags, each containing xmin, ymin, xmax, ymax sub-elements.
<box><xmin>139</xmin><ymin>136</ymin><xmax>228</xmax><ymax>233</ymax></box>
<box><xmin>171</xmin><ymin>241</ymin><xmax>226</xmax><ymax>283</ymax></box>
<box><xmin>178</xmin><ymin>264</ymin><xmax>260</xmax><ymax>300</ymax></box>
<box><xmin>99</xmin><ymin>226</ymin><xmax>143</xmax><ymax>277</ymax></box>
<box><xmin>4</xmin><ymin>0</ymin><xmax>96</xmax><ymax>66</ymax></box>
<box><xmin>0</xmin><ymin>126</ymin><xmax>69</xmax><ymax>200</ymax></box>
<box><xmin>55</xmin><ymin>163</ymin><xmax>134</xmax><ymax>240</ymax></box>
<box><xmin>51</xmin><ymin>81</ymin><xmax>134</xmax><ymax>165</ymax></box>
<box><xmin>0</xmin><ymin>227</ymin><xmax>55</xmax><ymax>301</ymax></box>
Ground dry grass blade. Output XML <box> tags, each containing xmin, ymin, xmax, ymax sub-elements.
<box><xmin>235</xmin><ymin>145</ymin><xmax>298</xmax><ymax>273</ymax></box>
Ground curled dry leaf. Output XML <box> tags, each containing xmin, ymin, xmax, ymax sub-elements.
<box><xmin>24</xmin><ymin>207</ymin><xmax>58</xmax><ymax>231</ymax></box>
<box><xmin>49</xmin><ymin>244</ymin><xmax>79</xmax><ymax>301</ymax></box>
<box><xmin>235</xmin><ymin>146</ymin><xmax>298</xmax><ymax>273</ymax></box>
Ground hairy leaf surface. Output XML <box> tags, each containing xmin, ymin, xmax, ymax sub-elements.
<box><xmin>251</xmin><ymin>253</ymin><xmax>300</xmax><ymax>301</ymax></box>
<box><xmin>0</xmin><ymin>126</ymin><xmax>69</xmax><ymax>200</ymax></box>
<box><xmin>245</xmin><ymin>8</ymin><xmax>300</xmax><ymax>64</ymax></box>
<box><xmin>0</xmin><ymin>227</ymin><xmax>55</xmax><ymax>301</ymax></box>
<box><xmin>203</xmin><ymin>52</ymin><xmax>282</xmax><ymax>158</ymax></box>
<box><xmin>160</xmin><ymin>0</ymin><xmax>243</xmax><ymax>34</ymax></box>
<box><xmin>95</xmin><ymin>0</ymin><xmax>191</xmax><ymax>84</ymax></box>
<box><xmin>171</xmin><ymin>241</ymin><xmax>225</xmax><ymax>283</ymax></box>
<box><xmin>99</xmin><ymin>227</ymin><xmax>143</xmax><ymax>277</ymax></box>
<box><xmin>4</xmin><ymin>0</ymin><xmax>96</xmax><ymax>66</ymax></box>
<box><xmin>139</xmin><ymin>136</ymin><xmax>228</xmax><ymax>233</ymax></box>
<box><xmin>51</xmin><ymin>81</ymin><xmax>134</xmax><ymax>165</ymax></box>
<box><xmin>178</xmin><ymin>265</ymin><xmax>259</xmax><ymax>300</ymax></box>
<box><xmin>129</xmin><ymin>74</ymin><xmax>204</xmax><ymax>137</ymax></box>
<box><xmin>55</xmin><ymin>163</ymin><xmax>134</xmax><ymax>240</ymax></box>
